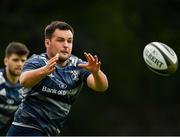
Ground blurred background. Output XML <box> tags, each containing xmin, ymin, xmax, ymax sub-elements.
<box><xmin>0</xmin><ymin>0</ymin><xmax>180</xmax><ymax>135</ymax></box>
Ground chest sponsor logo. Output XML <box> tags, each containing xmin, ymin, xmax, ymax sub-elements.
<box><xmin>0</xmin><ymin>104</ymin><xmax>18</xmax><ymax>110</ymax></box>
<box><xmin>42</xmin><ymin>86</ymin><xmax>78</xmax><ymax>96</ymax></box>
<box><xmin>55</xmin><ymin>79</ymin><xmax>67</xmax><ymax>89</ymax></box>
<box><xmin>6</xmin><ymin>99</ymin><xmax>14</xmax><ymax>104</ymax></box>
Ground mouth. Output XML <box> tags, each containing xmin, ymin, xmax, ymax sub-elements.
<box><xmin>60</xmin><ymin>51</ymin><xmax>69</xmax><ymax>55</ymax></box>
<box><xmin>15</xmin><ymin>68</ymin><xmax>22</xmax><ymax>71</ymax></box>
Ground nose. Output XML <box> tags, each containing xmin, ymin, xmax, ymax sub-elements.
<box><xmin>17</xmin><ymin>61</ymin><xmax>24</xmax><ymax>67</ymax></box>
<box><xmin>63</xmin><ymin>41</ymin><xmax>69</xmax><ymax>48</ymax></box>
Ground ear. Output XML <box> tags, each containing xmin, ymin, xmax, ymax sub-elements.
<box><xmin>45</xmin><ymin>39</ymin><xmax>50</xmax><ymax>48</ymax></box>
<box><xmin>4</xmin><ymin>57</ymin><xmax>8</xmax><ymax>66</ymax></box>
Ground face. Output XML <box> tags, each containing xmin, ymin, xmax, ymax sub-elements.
<box><xmin>4</xmin><ymin>54</ymin><xmax>27</xmax><ymax>76</ymax></box>
<box><xmin>45</xmin><ymin>29</ymin><xmax>73</xmax><ymax>62</ymax></box>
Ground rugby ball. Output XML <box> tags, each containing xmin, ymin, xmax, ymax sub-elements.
<box><xmin>143</xmin><ymin>42</ymin><xmax>178</xmax><ymax>76</ymax></box>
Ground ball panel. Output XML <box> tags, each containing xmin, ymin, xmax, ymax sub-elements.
<box><xmin>150</xmin><ymin>42</ymin><xmax>178</xmax><ymax>73</ymax></box>
<box><xmin>143</xmin><ymin>44</ymin><xmax>167</xmax><ymax>70</ymax></box>
<box><xmin>147</xmin><ymin>65</ymin><xmax>172</xmax><ymax>76</ymax></box>
<box><xmin>151</xmin><ymin>42</ymin><xmax>177</xmax><ymax>64</ymax></box>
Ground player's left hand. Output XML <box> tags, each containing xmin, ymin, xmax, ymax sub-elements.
<box><xmin>78</xmin><ymin>52</ymin><xmax>101</xmax><ymax>74</ymax></box>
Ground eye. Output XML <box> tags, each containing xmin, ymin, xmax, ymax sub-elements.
<box><xmin>12</xmin><ymin>58</ymin><xmax>19</xmax><ymax>62</ymax></box>
<box><xmin>58</xmin><ymin>39</ymin><xmax>64</xmax><ymax>42</ymax></box>
<box><xmin>21</xmin><ymin>59</ymin><xmax>26</xmax><ymax>63</ymax></box>
<box><xmin>57</xmin><ymin>38</ymin><xmax>65</xmax><ymax>42</ymax></box>
<box><xmin>67</xmin><ymin>39</ymin><xmax>73</xmax><ymax>43</ymax></box>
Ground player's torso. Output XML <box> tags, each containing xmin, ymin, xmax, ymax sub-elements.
<box><xmin>0</xmin><ymin>69</ymin><xmax>22</xmax><ymax>127</ymax></box>
<box><xmin>14</xmin><ymin>54</ymin><xmax>87</xmax><ymax>135</ymax></box>
<box><xmin>35</xmin><ymin>65</ymin><xmax>82</xmax><ymax>101</ymax></box>
<box><xmin>23</xmin><ymin>54</ymin><xmax>85</xmax><ymax>104</ymax></box>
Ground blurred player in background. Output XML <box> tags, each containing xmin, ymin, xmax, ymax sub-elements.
<box><xmin>0</xmin><ymin>42</ymin><xmax>29</xmax><ymax>135</ymax></box>
<box><xmin>7</xmin><ymin>21</ymin><xmax>108</xmax><ymax>136</ymax></box>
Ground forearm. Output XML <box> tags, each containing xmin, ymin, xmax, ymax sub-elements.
<box><xmin>87</xmin><ymin>70</ymin><xmax>108</xmax><ymax>92</ymax></box>
<box><xmin>20</xmin><ymin>66</ymin><xmax>48</xmax><ymax>88</ymax></box>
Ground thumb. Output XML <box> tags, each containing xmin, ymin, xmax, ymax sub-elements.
<box><xmin>56</xmin><ymin>53</ymin><xmax>60</xmax><ymax>58</ymax></box>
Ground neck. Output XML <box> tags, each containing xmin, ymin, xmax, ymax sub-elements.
<box><xmin>58</xmin><ymin>60</ymin><xmax>68</xmax><ymax>67</ymax></box>
<box><xmin>6</xmin><ymin>68</ymin><xmax>19</xmax><ymax>85</ymax></box>
<box><xmin>47</xmin><ymin>53</ymin><xmax>68</xmax><ymax>67</ymax></box>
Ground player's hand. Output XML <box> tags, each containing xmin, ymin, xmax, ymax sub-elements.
<box><xmin>78</xmin><ymin>52</ymin><xmax>101</xmax><ymax>74</ymax></box>
<box><xmin>42</xmin><ymin>53</ymin><xmax>59</xmax><ymax>75</ymax></box>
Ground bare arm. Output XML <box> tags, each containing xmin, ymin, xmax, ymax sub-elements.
<box><xmin>87</xmin><ymin>70</ymin><xmax>108</xmax><ymax>91</ymax></box>
<box><xmin>20</xmin><ymin>54</ymin><xmax>59</xmax><ymax>88</ymax></box>
<box><xmin>78</xmin><ymin>52</ymin><xmax>108</xmax><ymax>92</ymax></box>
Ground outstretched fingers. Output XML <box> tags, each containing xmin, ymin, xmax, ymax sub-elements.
<box><xmin>94</xmin><ymin>55</ymin><xmax>99</xmax><ymax>64</ymax></box>
<box><xmin>88</xmin><ymin>53</ymin><xmax>95</xmax><ymax>62</ymax></box>
<box><xmin>84</xmin><ymin>52</ymin><xmax>91</xmax><ymax>62</ymax></box>
<box><xmin>46</xmin><ymin>53</ymin><xmax>59</xmax><ymax>73</ymax></box>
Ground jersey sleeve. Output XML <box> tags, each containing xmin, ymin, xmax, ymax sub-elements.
<box><xmin>77</xmin><ymin>58</ymin><xmax>91</xmax><ymax>83</ymax></box>
<box><xmin>22</xmin><ymin>54</ymin><xmax>46</xmax><ymax>73</ymax></box>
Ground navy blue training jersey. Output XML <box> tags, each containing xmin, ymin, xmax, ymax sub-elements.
<box><xmin>0</xmin><ymin>68</ymin><xmax>22</xmax><ymax>133</ymax></box>
<box><xmin>13</xmin><ymin>53</ymin><xmax>90</xmax><ymax>136</ymax></box>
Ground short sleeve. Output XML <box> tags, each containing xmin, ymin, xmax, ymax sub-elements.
<box><xmin>77</xmin><ymin>58</ymin><xmax>91</xmax><ymax>83</ymax></box>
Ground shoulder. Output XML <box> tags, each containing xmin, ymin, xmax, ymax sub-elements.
<box><xmin>0</xmin><ymin>68</ymin><xmax>5</xmax><ymax>84</ymax></box>
<box><xmin>28</xmin><ymin>53</ymin><xmax>46</xmax><ymax>61</ymax></box>
<box><xmin>0</xmin><ymin>68</ymin><xmax>4</xmax><ymax>73</ymax></box>
<box><xmin>0</xmin><ymin>68</ymin><xmax>5</xmax><ymax>77</ymax></box>
<box><xmin>26</xmin><ymin>53</ymin><xmax>47</xmax><ymax>66</ymax></box>
<box><xmin>22</xmin><ymin>53</ymin><xmax>47</xmax><ymax>71</ymax></box>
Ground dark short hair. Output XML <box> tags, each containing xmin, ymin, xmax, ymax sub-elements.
<box><xmin>44</xmin><ymin>21</ymin><xmax>74</xmax><ymax>39</ymax></box>
<box><xmin>5</xmin><ymin>41</ymin><xmax>30</xmax><ymax>57</ymax></box>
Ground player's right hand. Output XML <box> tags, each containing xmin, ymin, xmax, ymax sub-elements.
<box><xmin>42</xmin><ymin>53</ymin><xmax>59</xmax><ymax>75</ymax></box>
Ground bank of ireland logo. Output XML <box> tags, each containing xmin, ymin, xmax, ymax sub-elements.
<box><xmin>56</xmin><ymin>78</ymin><xmax>67</xmax><ymax>89</ymax></box>
<box><xmin>6</xmin><ymin>99</ymin><xmax>14</xmax><ymax>104</ymax></box>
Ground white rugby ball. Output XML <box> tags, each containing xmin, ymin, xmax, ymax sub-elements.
<box><xmin>143</xmin><ymin>42</ymin><xmax>178</xmax><ymax>76</ymax></box>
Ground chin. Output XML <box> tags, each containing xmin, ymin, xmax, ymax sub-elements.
<box><xmin>13</xmin><ymin>73</ymin><xmax>20</xmax><ymax>77</ymax></box>
<box><xmin>16</xmin><ymin>72</ymin><xmax>21</xmax><ymax>76</ymax></box>
<box><xmin>15</xmin><ymin>70</ymin><xmax>22</xmax><ymax>75</ymax></box>
<box><xmin>59</xmin><ymin>54</ymin><xmax>70</xmax><ymax>61</ymax></box>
